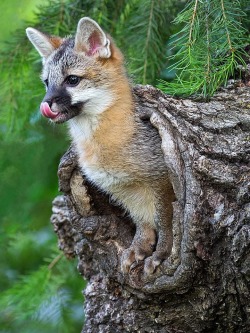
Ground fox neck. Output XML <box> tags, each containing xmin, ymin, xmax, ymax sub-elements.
<box><xmin>68</xmin><ymin>78</ymin><xmax>135</xmax><ymax>150</ymax></box>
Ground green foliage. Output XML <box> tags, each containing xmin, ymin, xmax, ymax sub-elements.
<box><xmin>159</xmin><ymin>0</ymin><xmax>250</xmax><ymax>98</ymax></box>
<box><xmin>0</xmin><ymin>246</ymin><xmax>85</xmax><ymax>333</ymax></box>
<box><xmin>119</xmin><ymin>0</ymin><xmax>180</xmax><ymax>84</ymax></box>
<box><xmin>0</xmin><ymin>1</ymin><xmax>84</xmax><ymax>332</ymax></box>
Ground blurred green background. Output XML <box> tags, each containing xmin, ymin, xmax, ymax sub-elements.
<box><xmin>0</xmin><ymin>1</ymin><xmax>84</xmax><ymax>332</ymax></box>
<box><xmin>0</xmin><ymin>0</ymin><xmax>249</xmax><ymax>332</ymax></box>
<box><xmin>0</xmin><ymin>0</ymin><xmax>45</xmax><ymax>42</ymax></box>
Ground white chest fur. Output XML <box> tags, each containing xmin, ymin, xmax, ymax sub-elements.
<box><xmin>82</xmin><ymin>164</ymin><xmax>129</xmax><ymax>190</ymax></box>
<box><xmin>68</xmin><ymin>119</ymin><xmax>129</xmax><ymax>191</ymax></box>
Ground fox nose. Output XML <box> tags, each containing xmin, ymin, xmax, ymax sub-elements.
<box><xmin>45</xmin><ymin>99</ymin><xmax>53</xmax><ymax>108</ymax></box>
<box><xmin>43</xmin><ymin>86</ymin><xmax>57</xmax><ymax>107</ymax></box>
<box><xmin>43</xmin><ymin>94</ymin><xmax>54</xmax><ymax>107</ymax></box>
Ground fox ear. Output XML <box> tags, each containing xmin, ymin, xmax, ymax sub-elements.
<box><xmin>26</xmin><ymin>28</ymin><xmax>62</xmax><ymax>58</ymax></box>
<box><xmin>74</xmin><ymin>17</ymin><xmax>111</xmax><ymax>58</ymax></box>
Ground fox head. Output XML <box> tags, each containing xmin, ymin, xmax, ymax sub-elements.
<box><xmin>26</xmin><ymin>18</ymin><xmax>127</xmax><ymax>124</ymax></box>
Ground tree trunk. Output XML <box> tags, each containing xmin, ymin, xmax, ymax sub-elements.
<box><xmin>51</xmin><ymin>78</ymin><xmax>250</xmax><ymax>333</ymax></box>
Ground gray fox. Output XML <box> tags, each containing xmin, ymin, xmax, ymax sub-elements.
<box><xmin>26</xmin><ymin>17</ymin><xmax>175</xmax><ymax>274</ymax></box>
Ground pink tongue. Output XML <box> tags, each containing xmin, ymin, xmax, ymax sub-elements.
<box><xmin>40</xmin><ymin>102</ymin><xmax>59</xmax><ymax>119</ymax></box>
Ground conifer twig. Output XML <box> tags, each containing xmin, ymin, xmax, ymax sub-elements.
<box><xmin>48</xmin><ymin>253</ymin><xmax>64</xmax><ymax>270</ymax></box>
<box><xmin>188</xmin><ymin>0</ymin><xmax>199</xmax><ymax>46</ymax></box>
<box><xmin>220</xmin><ymin>0</ymin><xmax>233</xmax><ymax>51</ymax></box>
<box><xmin>143</xmin><ymin>0</ymin><xmax>155</xmax><ymax>84</ymax></box>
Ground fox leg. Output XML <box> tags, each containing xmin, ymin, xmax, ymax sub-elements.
<box><xmin>144</xmin><ymin>184</ymin><xmax>175</xmax><ymax>274</ymax></box>
<box><xmin>144</xmin><ymin>217</ymin><xmax>173</xmax><ymax>274</ymax></box>
<box><xmin>121</xmin><ymin>223</ymin><xmax>156</xmax><ymax>273</ymax></box>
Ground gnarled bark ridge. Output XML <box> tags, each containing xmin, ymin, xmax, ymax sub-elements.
<box><xmin>51</xmin><ymin>81</ymin><xmax>250</xmax><ymax>333</ymax></box>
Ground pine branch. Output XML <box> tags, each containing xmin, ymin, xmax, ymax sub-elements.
<box><xmin>123</xmin><ymin>0</ymin><xmax>179</xmax><ymax>84</ymax></box>
<box><xmin>159</xmin><ymin>0</ymin><xmax>249</xmax><ymax>98</ymax></box>
<box><xmin>142</xmin><ymin>0</ymin><xmax>155</xmax><ymax>84</ymax></box>
<box><xmin>188</xmin><ymin>0</ymin><xmax>199</xmax><ymax>46</ymax></box>
<box><xmin>0</xmin><ymin>265</ymin><xmax>52</xmax><ymax>320</ymax></box>
<box><xmin>0</xmin><ymin>249</ymin><xmax>82</xmax><ymax>330</ymax></box>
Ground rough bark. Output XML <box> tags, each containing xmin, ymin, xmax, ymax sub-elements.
<box><xmin>51</xmin><ymin>79</ymin><xmax>250</xmax><ymax>333</ymax></box>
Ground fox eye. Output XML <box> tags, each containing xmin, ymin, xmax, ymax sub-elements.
<box><xmin>65</xmin><ymin>75</ymin><xmax>81</xmax><ymax>87</ymax></box>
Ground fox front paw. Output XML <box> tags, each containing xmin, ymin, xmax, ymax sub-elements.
<box><xmin>144</xmin><ymin>239</ymin><xmax>172</xmax><ymax>274</ymax></box>
<box><xmin>121</xmin><ymin>240</ymin><xmax>155</xmax><ymax>274</ymax></box>
<box><xmin>143</xmin><ymin>253</ymin><xmax>164</xmax><ymax>275</ymax></box>
<box><xmin>121</xmin><ymin>236</ymin><xmax>172</xmax><ymax>275</ymax></box>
